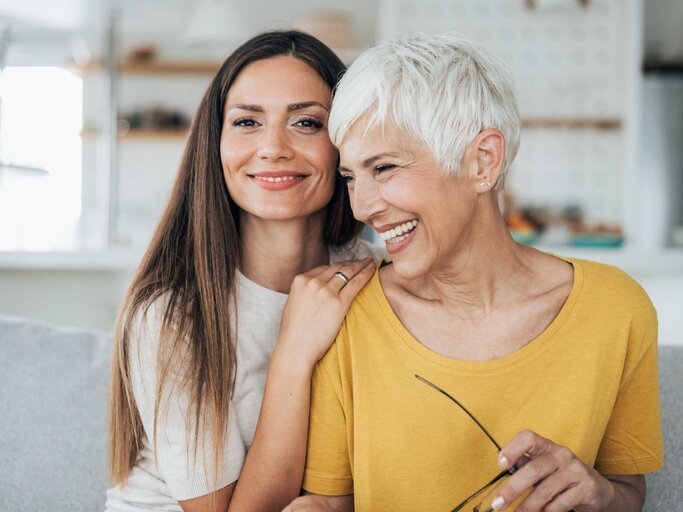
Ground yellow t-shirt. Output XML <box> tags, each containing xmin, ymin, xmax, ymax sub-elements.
<box><xmin>302</xmin><ymin>258</ymin><xmax>664</xmax><ymax>511</ymax></box>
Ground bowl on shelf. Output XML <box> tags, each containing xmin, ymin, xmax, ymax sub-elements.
<box><xmin>569</xmin><ymin>234</ymin><xmax>625</xmax><ymax>248</ymax></box>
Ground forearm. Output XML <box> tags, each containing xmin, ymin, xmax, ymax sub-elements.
<box><xmin>284</xmin><ymin>493</ymin><xmax>354</xmax><ymax>512</ymax></box>
<box><xmin>228</xmin><ymin>348</ymin><xmax>314</xmax><ymax>512</ymax></box>
<box><xmin>600</xmin><ymin>475</ymin><xmax>645</xmax><ymax>512</ymax></box>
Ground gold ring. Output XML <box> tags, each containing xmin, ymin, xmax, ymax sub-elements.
<box><xmin>333</xmin><ymin>271</ymin><xmax>349</xmax><ymax>285</ymax></box>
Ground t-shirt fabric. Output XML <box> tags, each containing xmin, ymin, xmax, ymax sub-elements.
<box><xmin>302</xmin><ymin>257</ymin><xmax>664</xmax><ymax>512</ymax></box>
<box><xmin>105</xmin><ymin>239</ymin><xmax>383</xmax><ymax>511</ymax></box>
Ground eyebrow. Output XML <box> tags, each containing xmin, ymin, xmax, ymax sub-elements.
<box><xmin>227</xmin><ymin>101</ymin><xmax>329</xmax><ymax>113</ymax></box>
<box><xmin>338</xmin><ymin>152</ymin><xmax>403</xmax><ymax>173</ymax></box>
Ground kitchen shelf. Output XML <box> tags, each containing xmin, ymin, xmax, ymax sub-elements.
<box><xmin>520</xmin><ymin>117</ymin><xmax>622</xmax><ymax>130</ymax></box>
<box><xmin>81</xmin><ymin>128</ymin><xmax>189</xmax><ymax>140</ymax></box>
<box><xmin>0</xmin><ymin>248</ymin><xmax>143</xmax><ymax>271</ymax></box>
<box><xmin>643</xmin><ymin>60</ymin><xmax>683</xmax><ymax>76</ymax></box>
<box><xmin>79</xmin><ymin>59</ymin><xmax>220</xmax><ymax>75</ymax></box>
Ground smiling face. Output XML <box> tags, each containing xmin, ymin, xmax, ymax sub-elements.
<box><xmin>220</xmin><ymin>56</ymin><xmax>337</xmax><ymax>224</ymax></box>
<box><xmin>338</xmin><ymin>120</ymin><xmax>483</xmax><ymax>280</ymax></box>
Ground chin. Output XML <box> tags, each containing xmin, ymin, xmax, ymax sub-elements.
<box><xmin>244</xmin><ymin>203</ymin><xmax>328</xmax><ymax>223</ymax></box>
<box><xmin>390</xmin><ymin>254</ymin><xmax>431</xmax><ymax>281</ymax></box>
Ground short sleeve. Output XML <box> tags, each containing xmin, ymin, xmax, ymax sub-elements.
<box><xmin>130</xmin><ymin>300</ymin><xmax>246</xmax><ymax>500</ymax></box>
<box><xmin>595</xmin><ymin>304</ymin><xmax>664</xmax><ymax>475</ymax></box>
<box><xmin>302</xmin><ymin>343</ymin><xmax>354</xmax><ymax>496</ymax></box>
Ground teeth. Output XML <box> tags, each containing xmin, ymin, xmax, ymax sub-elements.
<box><xmin>379</xmin><ymin>219</ymin><xmax>419</xmax><ymax>242</ymax></box>
<box><xmin>253</xmin><ymin>176</ymin><xmax>300</xmax><ymax>183</ymax></box>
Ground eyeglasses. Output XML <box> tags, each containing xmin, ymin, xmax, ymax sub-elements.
<box><xmin>415</xmin><ymin>375</ymin><xmax>518</xmax><ymax>512</ymax></box>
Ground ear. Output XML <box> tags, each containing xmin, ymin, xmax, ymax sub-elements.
<box><xmin>468</xmin><ymin>128</ymin><xmax>505</xmax><ymax>193</ymax></box>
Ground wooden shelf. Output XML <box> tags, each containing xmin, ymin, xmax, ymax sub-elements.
<box><xmin>81</xmin><ymin>128</ymin><xmax>188</xmax><ymax>140</ymax></box>
<box><xmin>521</xmin><ymin>117</ymin><xmax>622</xmax><ymax>130</ymax></box>
<box><xmin>79</xmin><ymin>59</ymin><xmax>220</xmax><ymax>75</ymax></box>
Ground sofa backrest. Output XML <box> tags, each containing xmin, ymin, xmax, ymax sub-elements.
<box><xmin>0</xmin><ymin>315</ymin><xmax>112</xmax><ymax>511</ymax></box>
<box><xmin>644</xmin><ymin>344</ymin><xmax>683</xmax><ymax>510</ymax></box>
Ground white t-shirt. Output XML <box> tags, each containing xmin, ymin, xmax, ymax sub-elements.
<box><xmin>105</xmin><ymin>239</ymin><xmax>382</xmax><ymax>511</ymax></box>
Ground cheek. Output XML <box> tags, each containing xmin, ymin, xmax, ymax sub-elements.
<box><xmin>306</xmin><ymin>138</ymin><xmax>338</xmax><ymax>189</ymax></box>
<box><xmin>311</xmin><ymin>139</ymin><xmax>337</xmax><ymax>172</ymax></box>
<box><xmin>220</xmin><ymin>135</ymin><xmax>252</xmax><ymax>177</ymax></box>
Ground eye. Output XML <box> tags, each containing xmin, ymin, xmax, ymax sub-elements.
<box><xmin>338</xmin><ymin>173</ymin><xmax>354</xmax><ymax>184</ymax></box>
<box><xmin>233</xmin><ymin>117</ymin><xmax>259</xmax><ymax>128</ymax></box>
<box><xmin>375</xmin><ymin>164</ymin><xmax>396</xmax><ymax>173</ymax></box>
<box><xmin>295</xmin><ymin>117</ymin><xmax>323</xmax><ymax>129</ymax></box>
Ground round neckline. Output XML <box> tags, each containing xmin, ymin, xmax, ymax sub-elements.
<box><xmin>235</xmin><ymin>242</ymin><xmax>370</xmax><ymax>301</ymax></box>
<box><xmin>369</xmin><ymin>257</ymin><xmax>584</xmax><ymax>373</ymax></box>
<box><xmin>236</xmin><ymin>270</ymin><xmax>289</xmax><ymax>302</ymax></box>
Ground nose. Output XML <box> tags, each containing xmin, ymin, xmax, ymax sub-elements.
<box><xmin>350</xmin><ymin>174</ymin><xmax>387</xmax><ymax>224</ymax></box>
<box><xmin>256</xmin><ymin>124</ymin><xmax>295</xmax><ymax>161</ymax></box>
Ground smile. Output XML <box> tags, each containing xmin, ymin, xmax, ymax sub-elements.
<box><xmin>251</xmin><ymin>175</ymin><xmax>304</xmax><ymax>183</ymax></box>
<box><xmin>378</xmin><ymin>219</ymin><xmax>419</xmax><ymax>243</ymax></box>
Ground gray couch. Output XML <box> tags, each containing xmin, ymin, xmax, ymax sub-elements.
<box><xmin>0</xmin><ymin>314</ymin><xmax>680</xmax><ymax>511</ymax></box>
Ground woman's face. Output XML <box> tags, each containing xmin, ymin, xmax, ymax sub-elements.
<box><xmin>338</xmin><ymin>120</ymin><xmax>479</xmax><ymax>280</ymax></box>
<box><xmin>220</xmin><ymin>56</ymin><xmax>337</xmax><ymax>223</ymax></box>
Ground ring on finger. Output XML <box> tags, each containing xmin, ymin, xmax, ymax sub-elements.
<box><xmin>333</xmin><ymin>271</ymin><xmax>350</xmax><ymax>285</ymax></box>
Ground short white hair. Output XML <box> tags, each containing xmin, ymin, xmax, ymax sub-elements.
<box><xmin>329</xmin><ymin>33</ymin><xmax>521</xmax><ymax>189</ymax></box>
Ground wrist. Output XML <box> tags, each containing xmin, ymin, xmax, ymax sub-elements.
<box><xmin>599</xmin><ymin>475</ymin><xmax>620</xmax><ymax>511</ymax></box>
<box><xmin>270</xmin><ymin>345</ymin><xmax>316</xmax><ymax>379</ymax></box>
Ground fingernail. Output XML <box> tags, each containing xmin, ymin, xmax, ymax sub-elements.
<box><xmin>491</xmin><ymin>496</ymin><xmax>505</xmax><ymax>510</ymax></box>
<box><xmin>498</xmin><ymin>453</ymin><xmax>509</xmax><ymax>468</ymax></box>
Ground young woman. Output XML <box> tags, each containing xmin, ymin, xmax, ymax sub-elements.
<box><xmin>106</xmin><ymin>31</ymin><xmax>380</xmax><ymax>512</ymax></box>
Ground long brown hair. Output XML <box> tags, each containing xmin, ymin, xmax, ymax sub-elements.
<box><xmin>109</xmin><ymin>30</ymin><xmax>360</xmax><ymax>486</ymax></box>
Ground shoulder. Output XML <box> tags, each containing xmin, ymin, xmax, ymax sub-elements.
<box><xmin>125</xmin><ymin>292</ymin><xmax>191</xmax><ymax>361</ymax></box>
<box><xmin>330</xmin><ymin>237</ymin><xmax>387</xmax><ymax>262</ymax></box>
<box><xmin>569</xmin><ymin>257</ymin><xmax>657</xmax><ymax>335</ymax></box>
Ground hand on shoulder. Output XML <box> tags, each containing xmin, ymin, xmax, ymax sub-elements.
<box><xmin>275</xmin><ymin>257</ymin><xmax>375</xmax><ymax>370</ymax></box>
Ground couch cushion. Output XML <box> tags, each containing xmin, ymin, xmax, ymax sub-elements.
<box><xmin>644</xmin><ymin>344</ymin><xmax>683</xmax><ymax>510</ymax></box>
<box><xmin>0</xmin><ymin>315</ymin><xmax>112</xmax><ymax>511</ymax></box>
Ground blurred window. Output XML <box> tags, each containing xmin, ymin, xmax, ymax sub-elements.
<box><xmin>0</xmin><ymin>67</ymin><xmax>82</xmax><ymax>251</ymax></box>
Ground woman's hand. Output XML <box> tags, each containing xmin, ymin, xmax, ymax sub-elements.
<box><xmin>276</xmin><ymin>258</ymin><xmax>375</xmax><ymax>370</ymax></box>
<box><xmin>492</xmin><ymin>430</ymin><xmax>644</xmax><ymax>512</ymax></box>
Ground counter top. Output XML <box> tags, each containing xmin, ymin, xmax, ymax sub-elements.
<box><xmin>0</xmin><ymin>246</ymin><xmax>681</xmax><ymax>275</ymax></box>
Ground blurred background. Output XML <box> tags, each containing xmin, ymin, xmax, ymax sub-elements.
<box><xmin>0</xmin><ymin>0</ymin><xmax>680</xmax><ymax>343</ymax></box>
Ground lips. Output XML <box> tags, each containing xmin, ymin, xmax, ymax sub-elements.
<box><xmin>247</xmin><ymin>170</ymin><xmax>308</xmax><ymax>190</ymax></box>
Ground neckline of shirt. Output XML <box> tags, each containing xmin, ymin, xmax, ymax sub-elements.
<box><xmin>369</xmin><ymin>256</ymin><xmax>585</xmax><ymax>373</ymax></box>
<box><xmin>235</xmin><ymin>243</ymin><xmax>364</xmax><ymax>301</ymax></box>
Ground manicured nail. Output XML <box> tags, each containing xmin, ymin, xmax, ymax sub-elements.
<box><xmin>498</xmin><ymin>453</ymin><xmax>509</xmax><ymax>468</ymax></box>
<box><xmin>491</xmin><ymin>496</ymin><xmax>505</xmax><ymax>510</ymax></box>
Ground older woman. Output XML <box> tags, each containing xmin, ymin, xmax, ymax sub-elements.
<box><xmin>287</xmin><ymin>35</ymin><xmax>663</xmax><ymax>512</ymax></box>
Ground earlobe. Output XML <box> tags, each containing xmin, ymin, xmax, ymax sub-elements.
<box><xmin>474</xmin><ymin>129</ymin><xmax>505</xmax><ymax>190</ymax></box>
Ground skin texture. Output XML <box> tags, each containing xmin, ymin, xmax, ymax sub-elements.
<box><xmin>293</xmin><ymin>119</ymin><xmax>646</xmax><ymax>512</ymax></box>
<box><xmin>178</xmin><ymin>56</ymin><xmax>375</xmax><ymax>512</ymax></box>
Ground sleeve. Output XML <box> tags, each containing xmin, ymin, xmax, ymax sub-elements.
<box><xmin>302</xmin><ymin>342</ymin><xmax>354</xmax><ymax>496</ymax></box>
<box><xmin>594</xmin><ymin>300</ymin><xmax>664</xmax><ymax>475</ymax></box>
<box><xmin>129</xmin><ymin>300</ymin><xmax>246</xmax><ymax>500</ymax></box>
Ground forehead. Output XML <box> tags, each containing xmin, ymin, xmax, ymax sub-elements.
<box><xmin>338</xmin><ymin>117</ymin><xmax>428</xmax><ymax>167</ymax></box>
<box><xmin>227</xmin><ymin>56</ymin><xmax>331</xmax><ymax>107</ymax></box>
